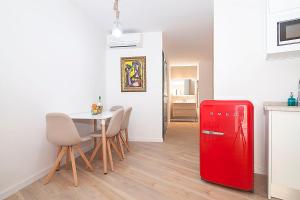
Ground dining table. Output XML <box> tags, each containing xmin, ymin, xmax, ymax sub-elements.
<box><xmin>69</xmin><ymin>111</ymin><xmax>113</xmax><ymax>174</ymax></box>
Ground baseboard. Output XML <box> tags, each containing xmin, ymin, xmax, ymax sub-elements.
<box><xmin>170</xmin><ymin>119</ymin><xmax>198</xmax><ymax>122</ymax></box>
<box><xmin>0</xmin><ymin>145</ymin><xmax>93</xmax><ymax>200</ymax></box>
<box><xmin>254</xmin><ymin>164</ymin><xmax>266</xmax><ymax>175</ymax></box>
<box><xmin>129</xmin><ymin>137</ymin><xmax>163</xmax><ymax>142</ymax></box>
<box><xmin>0</xmin><ymin>165</ymin><xmax>51</xmax><ymax>200</ymax></box>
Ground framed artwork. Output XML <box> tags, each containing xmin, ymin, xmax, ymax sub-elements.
<box><xmin>121</xmin><ymin>56</ymin><xmax>146</xmax><ymax>92</ymax></box>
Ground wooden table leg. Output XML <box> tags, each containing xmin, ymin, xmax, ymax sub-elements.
<box><xmin>101</xmin><ymin>119</ymin><xmax>107</xmax><ymax>174</ymax></box>
<box><xmin>93</xmin><ymin>120</ymin><xmax>97</xmax><ymax>149</ymax></box>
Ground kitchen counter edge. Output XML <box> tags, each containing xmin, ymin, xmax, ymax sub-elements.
<box><xmin>264</xmin><ymin>102</ymin><xmax>300</xmax><ymax>112</ymax></box>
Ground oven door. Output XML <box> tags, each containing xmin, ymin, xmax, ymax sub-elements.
<box><xmin>278</xmin><ymin>18</ymin><xmax>300</xmax><ymax>46</ymax></box>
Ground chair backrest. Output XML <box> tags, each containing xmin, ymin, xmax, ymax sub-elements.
<box><xmin>106</xmin><ymin>109</ymin><xmax>124</xmax><ymax>137</ymax></box>
<box><xmin>46</xmin><ymin>113</ymin><xmax>82</xmax><ymax>146</ymax></box>
<box><xmin>121</xmin><ymin>107</ymin><xmax>132</xmax><ymax>130</ymax></box>
<box><xmin>110</xmin><ymin>105</ymin><xmax>124</xmax><ymax>111</ymax></box>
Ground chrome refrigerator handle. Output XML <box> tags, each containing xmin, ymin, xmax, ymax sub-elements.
<box><xmin>202</xmin><ymin>130</ymin><xmax>224</xmax><ymax>136</ymax></box>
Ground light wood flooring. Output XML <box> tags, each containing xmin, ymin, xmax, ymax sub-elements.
<box><xmin>7</xmin><ymin>122</ymin><xmax>268</xmax><ymax>200</ymax></box>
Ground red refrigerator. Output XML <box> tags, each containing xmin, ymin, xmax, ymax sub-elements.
<box><xmin>200</xmin><ymin>100</ymin><xmax>254</xmax><ymax>191</ymax></box>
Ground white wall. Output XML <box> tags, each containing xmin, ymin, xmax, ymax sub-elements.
<box><xmin>0</xmin><ymin>0</ymin><xmax>106</xmax><ymax>198</ymax></box>
<box><xmin>170</xmin><ymin>66</ymin><xmax>198</xmax><ymax>79</ymax></box>
<box><xmin>214</xmin><ymin>0</ymin><xmax>300</xmax><ymax>174</ymax></box>
<box><xmin>105</xmin><ymin>32</ymin><xmax>163</xmax><ymax>142</ymax></box>
<box><xmin>198</xmin><ymin>60</ymin><xmax>214</xmax><ymax>101</ymax></box>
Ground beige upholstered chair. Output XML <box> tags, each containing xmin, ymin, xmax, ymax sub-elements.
<box><xmin>89</xmin><ymin>109</ymin><xmax>124</xmax><ymax>171</ymax></box>
<box><xmin>110</xmin><ymin>105</ymin><xmax>124</xmax><ymax>111</ymax></box>
<box><xmin>91</xmin><ymin>105</ymin><xmax>124</xmax><ymax>151</ymax></box>
<box><xmin>44</xmin><ymin>113</ymin><xmax>93</xmax><ymax>186</ymax></box>
<box><xmin>102</xmin><ymin>105</ymin><xmax>123</xmax><ymax>129</ymax></box>
<box><xmin>118</xmin><ymin>107</ymin><xmax>132</xmax><ymax>158</ymax></box>
<box><xmin>96</xmin><ymin>105</ymin><xmax>123</xmax><ymax>138</ymax></box>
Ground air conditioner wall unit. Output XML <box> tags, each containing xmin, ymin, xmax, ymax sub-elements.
<box><xmin>107</xmin><ymin>33</ymin><xmax>143</xmax><ymax>48</ymax></box>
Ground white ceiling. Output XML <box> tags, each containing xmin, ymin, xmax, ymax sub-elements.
<box><xmin>73</xmin><ymin>0</ymin><xmax>213</xmax><ymax>66</ymax></box>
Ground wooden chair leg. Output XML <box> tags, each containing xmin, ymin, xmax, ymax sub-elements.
<box><xmin>89</xmin><ymin>140</ymin><xmax>102</xmax><ymax>163</ymax></box>
<box><xmin>93</xmin><ymin>138</ymin><xmax>97</xmax><ymax>149</ymax></box>
<box><xmin>117</xmin><ymin>133</ymin><xmax>125</xmax><ymax>159</ymax></box>
<box><xmin>107</xmin><ymin>139</ymin><xmax>114</xmax><ymax>171</ymax></box>
<box><xmin>66</xmin><ymin>146</ymin><xmax>70</xmax><ymax>170</ymax></box>
<box><xmin>110</xmin><ymin>139</ymin><xmax>123</xmax><ymax>160</ymax></box>
<box><xmin>120</xmin><ymin>133</ymin><xmax>130</xmax><ymax>152</ymax></box>
<box><xmin>69</xmin><ymin>146</ymin><xmax>78</xmax><ymax>187</ymax></box>
<box><xmin>125</xmin><ymin>128</ymin><xmax>130</xmax><ymax>151</ymax></box>
<box><xmin>43</xmin><ymin>147</ymin><xmax>67</xmax><ymax>185</ymax></box>
<box><xmin>56</xmin><ymin>146</ymin><xmax>62</xmax><ymax>171</ymax></box>
<box><xmin>76</xmin><ymin>145</ymin><xmax>94</xmax><ymax>171</ymax></box>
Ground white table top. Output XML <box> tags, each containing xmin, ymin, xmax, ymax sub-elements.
<box><xmin>69</xmin><ymin>111</ymin><xmax>113</xmax><ymax>120</ymax></box>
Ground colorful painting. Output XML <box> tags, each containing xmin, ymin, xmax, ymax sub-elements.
<box><xmin>121</xmin><ymin>56</ymin><xmax>146</xmax><ymax>92</ymax></box>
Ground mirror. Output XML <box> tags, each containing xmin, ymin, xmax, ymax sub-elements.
<box><xmin>171</xmin><ymin>79</ymin><xmax>196</xmax><ymax>96</ymax></box>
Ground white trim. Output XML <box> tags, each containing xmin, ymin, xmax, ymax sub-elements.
<box><xmin>129</xmin><ymin>137</ymin><xmax>163</xmax><ymax>142</ymax></box>
<box><xmin>268</xmin><ymin>111</ymin><xmax>272</xmax><ymax>199</ymax></box>
<box><xmin>0</xmin><ymin>145</ymin><xmax>93</xmax><ymax>200</ymax></box>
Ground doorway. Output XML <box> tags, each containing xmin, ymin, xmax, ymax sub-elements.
<box><xmin>163</xmin><ymin>65</ymin><xmax>202</xmax><ymax>141</ymax></box>
<box><xmin>169</xmin><ymin>66</ymin><xmax>199</xmax><ymax>123</ymax></box>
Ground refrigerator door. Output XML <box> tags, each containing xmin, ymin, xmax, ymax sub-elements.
<box><xmin>200</xmin><ymin>100</ymin><xmax>254</xmax><ymax>191</ymax></box>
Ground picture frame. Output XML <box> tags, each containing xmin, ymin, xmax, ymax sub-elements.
<box><xmin>121</xmin><ymin>56</ymin><xmax>146</xmax><ymax>92</ymax></box>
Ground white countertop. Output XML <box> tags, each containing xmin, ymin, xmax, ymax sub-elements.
<box><xmin>264</xmin><ymin>102</ymin><xmax>300</xmax><ymax>112</ymax></box>
<box><xmin>69</xmin><ymin>111</ymin><xmax>113</xmax><ymax>120</ymax></box>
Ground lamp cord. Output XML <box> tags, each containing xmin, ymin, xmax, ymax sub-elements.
<box><xmin>114</xmin><ymin>0</ymin><xmax>120</xmax><ymax>20</ymax></box>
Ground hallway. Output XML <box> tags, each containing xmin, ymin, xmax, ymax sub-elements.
<box><xmin>165</xmin><ymin>122</ymin><xmax>199</xmax><ymax>154</ymax></box>
<box><xmin>7</xmin><ymin>123</ymin><xmax>267</xmax><ymax>200</ymax></box>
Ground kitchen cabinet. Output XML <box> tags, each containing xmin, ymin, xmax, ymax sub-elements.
<box><xmin>268</xmin><ymin>0</ymin><xmax>300</xmax><ymax>14</ymax></box>
<box><xmin>266</xmin><ymin>0</ymin><xmax>300</xmax><ymax>55</ymax></box>
<box><xmin>265</xmin><ymin>104</ymin><xmax>300</xmax><ymax>200</ymax></box>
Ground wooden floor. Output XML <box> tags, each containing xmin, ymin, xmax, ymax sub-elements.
<box><xmin>7</xmin><ymin>122</ymin><xmax>268</xmax><ymax>200</ymax></box>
